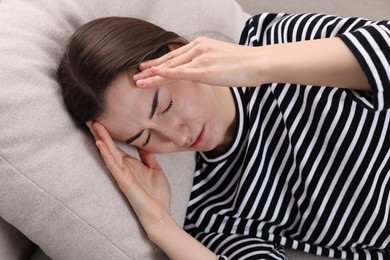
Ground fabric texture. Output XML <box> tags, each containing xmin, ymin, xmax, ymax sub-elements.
<box><xmin>185</xmin><ymin>13</ymin><xmax>390</xmax><ymax>260</ymax></box>
<box><xmin>0</xmin><ymin>0</ymin><xmax>249</xmax><ymax>259</ymax></box>
<box><xmin>0</xmin><ymin>217</ymin><xmax>36</xmax><ymax>260</ymax></box>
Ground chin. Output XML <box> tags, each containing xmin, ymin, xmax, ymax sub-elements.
<box><xmin>199</xmin><ymin>142</ymin><xmax>219</xmax><ymax>152</ymax></box>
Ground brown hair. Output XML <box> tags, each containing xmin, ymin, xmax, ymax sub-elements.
<box><xmin>57</xmin><ymin>17</ymin><xmax>186</xmax><ymax>129</ymax></box>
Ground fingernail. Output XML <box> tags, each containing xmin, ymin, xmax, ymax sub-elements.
<box><xmin>136</xmin><ymin>79</ymin><xmax>145</xmax><ymax>87</ymax></box>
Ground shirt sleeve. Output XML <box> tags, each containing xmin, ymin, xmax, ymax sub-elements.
<box><xmin>195</xmin><ymin>232</ymin><xmax>287</xmax><ymax>260</ymax></box>
<box><xmin>240</xmin><ymin>13</ymin><xmax>390</xmax><ymax>111</ymax></box>
<box><xmin>338</xmin><ymin>22</ymin><xmax>390</xmax><ymax>111</ymax></box>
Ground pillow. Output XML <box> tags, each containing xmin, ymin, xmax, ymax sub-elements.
<box><xmin>0</xmin><ymin>0</ymin><xmax>250</xmax><ymax>259</ymax></box>
<box><xmin>0</xmin><ymin>217</ymin><xmax>36</xmax><ymax>260</ymax></box>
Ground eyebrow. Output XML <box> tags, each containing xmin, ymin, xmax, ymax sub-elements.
<box><xmin>125</xmin><ymin>89</ymin><xmax>159</xmax><ymax>145</ymax></box>
<box><xmin>149</xmin><ymin>89</ymin><xmax>159</xmax><ymax>119</ymax></box>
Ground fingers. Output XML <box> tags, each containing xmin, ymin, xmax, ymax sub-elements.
<box><xmin>148</xmin><ymin>48</ymin><xmax>194</xmax><ymax>71</ymax></box>
<box><xmin>138</xmin><ymin>52</ymin><xmax>174</xmax><ymax>70</ymax></box>
<box><xmin>87</xmin><ymin>120</ymin><xmax>127</xmax><ymax>157</ymax></box>
<box><xmin>138</xmin><ymin>149</ymin><xmax>162</xmax><ymax>170</ymax></box>
<box><xmin>133</xmin><ymin>68</ymin><xmax>155</xmax><ymax>82</ymax></box>
<box><xmin>151</xmin><ymin>66</ymin><xmax>200</xmax><ymax>81</ymax></box>
<box><xmin>134</xmin><ymin>64</ymin><xmax>202</xmax><ymax>88</ymax></box>
<box><xmin>92</xmin><ymin>121</ymin><xmax>124</xmax><ymax>165</ymax></box>
<box><xmin>139</xmin><ymin>40</ymin><xmax>195</xmax><ymax>70</ymax></box>
<box><xmin>134</xmin><ymin>70</ymin><xmax>178</xmax><ymax>88</ymax></box>
<box><xmin>96</xmin><ymin>140</ymin><xmax>138</xmax><ymax>196</ymax></box>
<box><xmin>134</xmin><ymin>73</ymin><xmax>167</xmax><ymax>88</ymax></box>
<box><xmin>133</xmin><ymin>40</ymin><xmax>199</xmax><ymax>88</ymax></box>
<box><xmin>86</xmin><ymin>120</ymin><xmax>100</xmax><ymax>141</ymax></box>
<box><xmin>95</xmin><ymin>140</ymin><xmax>125</xmax><ymax>182</ymax></box>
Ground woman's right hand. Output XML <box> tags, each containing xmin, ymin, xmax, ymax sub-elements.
<box><xmin>86</xmin><ymin>121</ymin><xmax>172</xmax><ymax>235</ymax></box>
<box><xmin>87</xmin><ymin>121</ymin><xmax>219</xmax><ymax>260</ymax></box>
<box><xmin>133</xmin><ymin>36</ymin><xmax>264</xmax><ymax>88</ymax></box>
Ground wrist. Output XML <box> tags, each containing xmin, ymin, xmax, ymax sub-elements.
<box><xmin>256</xmin><ymin>43</ymin><xmax>292</xmax><ymax>85</ymax></box>
<box><xmin>146</xmin><ymin>215</ymin><xmax>217</xmax><ymax>260</ymax></box>
<box><xmin>145</xmin><ymin>213</ymin><xmax>178</xmax><ymax>244</ymax></box>
<box><xmin>241</xmin><ymin>45</ymin><xmax>270</xmax><ymax>86</ymax></box>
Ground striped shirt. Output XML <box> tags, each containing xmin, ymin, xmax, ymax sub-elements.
<box><xmin>184</xmin><ymin>13</ymin><xmax>390</xmax><ymax>260</ymax></box>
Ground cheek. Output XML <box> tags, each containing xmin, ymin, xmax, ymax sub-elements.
<box><xmin>180</xmin><ymin>89</ymin><xmax>216</xmax><ymax>116</ymax></box>
<box><xmin>140</xmin><ymin>144</ymin><xmax>180</xmax><ymax>154</ymax></box>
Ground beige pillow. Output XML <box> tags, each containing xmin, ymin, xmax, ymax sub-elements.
<box><xmin>0</xmin><ymin>0</ymin><xmax>249</xmax><ymax>259</ymax></box>
<box><xmin>0</xmin><ymin>217</ymin><xmax>36</xmax><ymax>259</ymax></box>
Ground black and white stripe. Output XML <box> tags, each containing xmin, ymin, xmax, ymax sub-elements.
<box><xmin>184</xmin><ymin>13</ymin><xmax>390</xmax><ymax>259</ymax></box>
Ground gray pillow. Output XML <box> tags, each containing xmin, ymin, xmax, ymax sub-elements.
<box><xmin>0</xmin><ymin>0</ymin><xmax>249</xmax><ymax>259</ymax></box>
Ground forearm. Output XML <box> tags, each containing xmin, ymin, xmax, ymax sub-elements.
<box><xmin>147</xmin><ymin>215</ymin><xmax>217</xmax><ymax>260</ymax></box>
<box><xmin>257</xmin><ymin>37</ymin><xmax>370</xmax><ymax>91</ymax></box>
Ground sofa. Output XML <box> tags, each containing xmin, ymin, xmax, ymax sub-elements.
<box><xmin>0</xmin><ymin>0</ymin><xmax>387</xmax><ymax>259</ymax></box>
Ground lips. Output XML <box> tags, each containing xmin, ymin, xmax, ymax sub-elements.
<box><xmin>190</xmin><ymin>125</ymin><xmax>205</xmax><ymax>148</ymax></box>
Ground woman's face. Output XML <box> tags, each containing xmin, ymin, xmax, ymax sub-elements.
<box><xmin>98</xmin><ymin>71</ymin><xmax>236</xmax><ymax>154</ymax></box>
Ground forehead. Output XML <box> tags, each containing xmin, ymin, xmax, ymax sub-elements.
<box><xmin>105</xmin><ymin>71</ymin><xmax>135</xmax><ymax>103</ymax></box>
<box><xmin>98</xmin><ymin>71</ymin><xmax>156</xmax><ymax>140</ymax></box>
<box><xmin>105</xmin><ymin>71</ymin><xmax>157</xmax><ymax>108</ymax></box>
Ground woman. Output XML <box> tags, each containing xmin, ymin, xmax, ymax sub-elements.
<box><xmin>58</xmin><ymin>13</ymin><xmax>390</xmax><ymax>259</ymax></box>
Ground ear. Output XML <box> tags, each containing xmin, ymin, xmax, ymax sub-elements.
<box><xmin>167</xmin><ymin>37</ymin><xmax>188</xmax><ymax>51</ymax></box>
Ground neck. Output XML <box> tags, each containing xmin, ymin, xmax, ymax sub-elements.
<box><xmin>207</xmin><ymin>86</ymin><xmax>236</xmax><ymax>157</ymax></box>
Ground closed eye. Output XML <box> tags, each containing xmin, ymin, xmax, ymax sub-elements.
<box><xmin>142</xmin><ymin>131</ymin><xmax>151</xmax><ymax>147</ymax></box>
<box><xmin>162</xmin><ymin>100</ymin><xmax>173</xmax><ymax>115</ymax></box>
<box><xmin>143</xmin><ymin>100</ymin><xmax>173</xmax><ymax>147</ymax></box>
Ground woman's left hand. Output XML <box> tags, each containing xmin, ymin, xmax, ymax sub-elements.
<box><xmin>133</xmin><ymin>36</ymin><xmax>371</xmax><ymax>92</ymax></box>
<box><xmin>86</xmin><ymin>121</ymin><xmax>172</xmax><ymax>234</ymax></box>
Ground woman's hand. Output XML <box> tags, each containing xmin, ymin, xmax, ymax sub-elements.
<box><xmin>133</xmin><ymin>36</ymin><xmax>370</xmax><ymax>91</ymax></box>
<box><xmin>86</xmin><ymin>121</ymin><xmax>172</xmax><ymax>234</ymax></box>
<box><xmin>133</xmin><ymin>36</ymin><xmax>264</xmax><ymax>88</ymax></box>
<box><xmin>86</xmin><ymin>121</ymin><xmax>219</xmax><ymax>260</ymax></box>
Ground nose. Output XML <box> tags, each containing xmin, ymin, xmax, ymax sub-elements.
<box><xmin>156</xmin><ymin>123</ymin><xmax>189</xmax><ymax>147</ymax></box>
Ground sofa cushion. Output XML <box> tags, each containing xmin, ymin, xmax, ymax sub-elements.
<box><xmin>0</xmin><ymin>0</ymin><xmax>250</xmax><ymax>259</ymax></box>
<box><xmin>0</xmin><ymin>217</ymin><xmax>36</xmax><ymax>260</ymax></box>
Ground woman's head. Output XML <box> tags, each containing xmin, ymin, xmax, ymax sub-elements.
<box><xmin>58</xmin><ymin>17</ymin><xmax>236</xmax><ymax>154</ymax></box>
<box><xmin>57</xmin><ymin>17</ymin><xmax>186</xmax><ymax>125</ymax></box>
